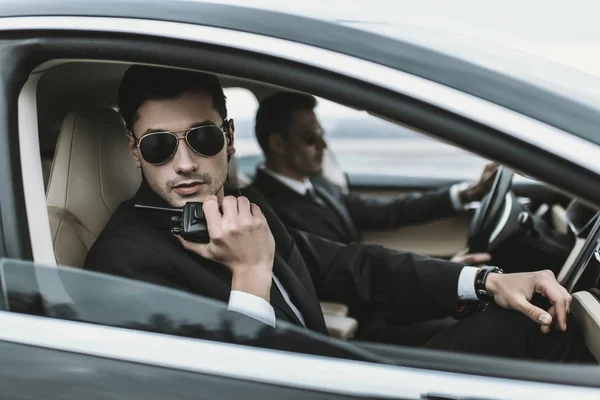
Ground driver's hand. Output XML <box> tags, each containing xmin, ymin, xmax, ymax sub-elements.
<box><xmin>460</xmin><ymin>162</ymin><xmax>499</xmax><ymax>202</ymax></box>
<box><xmin>486</xmin><ymin>269</ymin><xmax>571</xmax><ymax>333</ymax></box>
<box><xmin>451</xmin><ymin>250</ymin><xmax>491</xmax><ymax>265</ymax></box>
<box><xmin>175</xmin><ymin>195</ymin><xmax>275</xmax><ymax>302</ymax></box>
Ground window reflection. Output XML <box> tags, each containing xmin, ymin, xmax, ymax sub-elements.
<box><xmin>0</xmin><ymin>259</ymin><xmax>383</xmax><ymax>363</ymax></box>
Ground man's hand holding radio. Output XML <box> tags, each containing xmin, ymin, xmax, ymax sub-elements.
<box><xmin>175</xmin><ymin>195</ymin><xmax>275</xmax><ymax>302</ymax></box>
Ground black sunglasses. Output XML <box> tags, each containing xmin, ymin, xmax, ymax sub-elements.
<box><xmin>133</xmin><ymin>122</ymin><xmax>228</xmax><ymax>165</ymax></box>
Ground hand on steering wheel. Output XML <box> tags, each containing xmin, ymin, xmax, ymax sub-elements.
<box><xmin>459</xmin><ymin>162</ymin><xmax>500</xmax><ymax>203</ymax></box>
<box><xmin>467</xmin><ymin>166</ymin><xmax>515</xmax><ymax>253</ymax></box>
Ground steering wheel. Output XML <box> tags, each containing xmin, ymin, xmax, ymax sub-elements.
<box><xmin>467</xmin><ymin>166</ymin><xmax>515</xmax><ymax>253</ymax></box>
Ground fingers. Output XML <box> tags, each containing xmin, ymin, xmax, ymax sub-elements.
<box><xmin>174</xmin><ymin>234</ymin><xmax>211</xmax><ymax>258</ymax></box>
<box><xmin>221</xmin><ymin>195</ymin><xmax>238</xmax><ymax>218</ymax></box>
<box><xmin>552</xmin><ymin>295</ymin><xmax>569</xmax><ymax>332</ymax></box>
<box><xmin>515</xmin><ymin>297</ymin><xmax>553</xmax><ymax>329</ymax></box>
<box><xmin>453</xmin><ymin>253</ymin><xmax>491</xmax><ymax>265</ymax></box>
<box><xmin>236</xmin><ymin>196</ymin><xmax>252</xmax><ymax>218</ymax></box>
<box><xmin>535</xmin><ymin>271</ymin><xmax>569</xmax><ymax>331</ymax></box>
<box><xmin>539</xmin><ymin>304</ymin><xmax>558</xmax><ymax>334</ymax></box>
<box><xmin>454</xmin><ymin>248</ymin><xmax>468</xmax><ymax>257</ymax></box>
<box><xmin>482</xmin><ymin>162</ymin><xmax>500</xmax><ymax>182</ymax></box>
<box><xmin>202</xmin><ymin>195</ymin><xmax>223</xmax><ymax>238</ymax></box>
<box><xmin>558</xmin><ymin>285</ymin><xmax>572</xmax><ymax>314</ymax></box>
<box><xmin>205</xmin><ymin>196</ymin><xmax>265</xmax><ymax>237</ymax></box>
<box><xmin>484</xmin><ymin>162</ymin><xmax>499</xmax><ymax>174</ymax></box>
<box><xmin>250</xmin><ymin>202</ymin><xmax>263</xmax><ymax>218</ymax></box>
<box><xmin>486</xmin><ymin>161</ymin><xmax>500</xmax><ymax>171</ymax></box>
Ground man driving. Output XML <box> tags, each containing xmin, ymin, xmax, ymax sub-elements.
<box><xmin>83</xmin><ymin>65</ymin><xmax>593</xmax><ymax>362</ymax></box>
<box><xmin>251</xmin><ymin>91</ymin><xmax>495</xmax><ymax>264</ymax></box>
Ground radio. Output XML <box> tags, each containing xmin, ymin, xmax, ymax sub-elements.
<box><xmin>134</xmin><ymin>202</ymin><xmax>209</xmax><ymax>243</ymax></box>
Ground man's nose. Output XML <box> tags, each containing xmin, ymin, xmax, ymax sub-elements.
<box><xmin>172</xmin><ymin>139</ymin><xmax>199</xmax><ymax>174</ymax></box>
<box><xmin>317</xmin><ymin>136</ymin><xmax>327</xmax><ymax>150</ymax></box>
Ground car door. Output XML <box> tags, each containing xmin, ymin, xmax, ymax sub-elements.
<box><xmin>3</xmin><ymin>2</ymin><xmax>600</xmax><ymax>398</ymax></box>
<box><xmin>2</xmin><ymin>259</ymin><xmax>600</xmax><ymax>400</ymax></box>
<box><xmin>0</xmin><ymin>259</ymin><xmax>384</xmax><ymax>399</ymax></box>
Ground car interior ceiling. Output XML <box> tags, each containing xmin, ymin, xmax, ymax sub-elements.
<box><xmin>32</xmin><ymin>60</ymin><xmax>600</xmax><ymax>358</ymax></box>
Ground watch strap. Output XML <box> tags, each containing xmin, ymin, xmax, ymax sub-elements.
<box><xmin>475</xmin><ymin>266</ymin><xmax>504</xmax><ymax>301</ymax></box>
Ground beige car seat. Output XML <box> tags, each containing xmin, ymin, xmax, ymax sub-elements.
<box><xmin>46</xmin><ymin>107</ymin><xmax>141</xmax><ymax>267</ymax></box>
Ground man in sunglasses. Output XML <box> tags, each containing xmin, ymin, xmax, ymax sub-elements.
<box><xmin>84</xmin><ymin>65</ymin><xmax>593</xmax><ymax>362</ymax></box>
<box><xmin>251</xmin><ymin>91</ymin><xmax>496</xmax><ymax>265</ymax></box>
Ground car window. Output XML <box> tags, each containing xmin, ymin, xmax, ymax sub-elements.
<box><xmin>224</xmin><ymin>87</ymin><xmax>263</xmax><ymax>174</ymax></box>
<box><xmin>229</xmin><ymin>93</ymin><xmax>489</xmax><ymax>182</ymax></box>
<box><xmin>0</xmin><ymin>258</ymin><xmax>386</xmax><ymax>363</ymax></box>
<box><xmin>314</xmin><ymin>99</ymin><xmax>488</xmax><ymax>181</ymax></box>
<box><xmin>224</xmin><ymin>87</ymin><xmax>258</xmax><ymax>141</ymax></box>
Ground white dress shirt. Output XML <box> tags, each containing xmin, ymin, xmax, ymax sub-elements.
<box><xmin>227</xmin><ymin>166</ymin><xmax>480</xmax><ymax>327</ymax></box>
<box><xmin>260</xmin><ymin>166</ymin><xmax>315</xmax><ymax>195</ymax></box>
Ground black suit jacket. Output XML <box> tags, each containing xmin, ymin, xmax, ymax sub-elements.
<box><xmin>251</xmin><ymin>168</ymin><xmax>459</xmax><ymax>244</ymax></box>
<box><xmin>83</xmin><ymin>181</ymin><xmax>465</xmax><ymax>334</ymax></box>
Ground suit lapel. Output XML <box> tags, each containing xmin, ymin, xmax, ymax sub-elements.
<box><xmin>298</xmin><ymin>194</ymin><xmax>356</xmax><ymax>243</ymax></box>
<box><xmin>313</xmin><ymin>183</ymin><xmax>360</xmax><ymax>242</ymax></box>
<box><xmin>272</xmin><ymin>252</ymin><xmax>326</xmax><ymax>331</ymax></box>
<box><xmin>245</xmin><ymin>186</ymin><xmax>328</xmax><ymax>333</ymax></box>
<box><xmin>253</xmin><ymin>170</ymin><xmax>356</xmax><ymax>243</ymax></box>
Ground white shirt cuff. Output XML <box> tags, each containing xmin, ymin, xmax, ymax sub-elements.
<box><xmin>449</xmin><ymin>182</ymin><xmax>472</xmax><ymax>211</ymax></box>
<box><xmin>227</xmin><ymin>290</ymin><xmax>276</xmax><ymax>327</ymax></box>
<box><xmin>457</xmin><ymin>266</ymin><xmax>479</xmax><ymax>301</ymax></box>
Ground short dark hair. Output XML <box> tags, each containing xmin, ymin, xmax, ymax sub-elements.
<box><xmin>118</xmin><ymin>65</ymin><xmax>227</xmax><ymax>132</ymax></box>
<box><xmin>255</xmin><ymin>91</ymin><xmax>317</xmax><ymax>156</ymax></box>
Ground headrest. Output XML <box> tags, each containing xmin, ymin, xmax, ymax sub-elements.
<box><xmin>46</xmin><ymin>107</ymin><xmax>142</xmax><ymax>238</ymax></box>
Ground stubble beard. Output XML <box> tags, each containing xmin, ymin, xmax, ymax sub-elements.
<box><xmin>151</xmin><ymin>167</ymin><xmax>228</xmax><ymax>208</ymax></box>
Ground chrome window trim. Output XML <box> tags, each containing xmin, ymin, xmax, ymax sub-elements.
<box><xmin>0</xmin><ymin>310</ymin><xmax>598</xmax><ymax>399</ymax></box>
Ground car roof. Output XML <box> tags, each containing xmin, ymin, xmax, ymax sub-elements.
<box><xmin>3</xmin><ymin>0</ymin><xmax>600</xmax><ymax>146</ymax></box>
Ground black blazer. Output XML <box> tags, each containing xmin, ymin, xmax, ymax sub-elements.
<box><xmin>83</xmin><ymin>181</ymin><xmax>465</xmax><ymax>334</ymax></box>
<box><xmin>251</xmin><ymin>168</ymin><xmax>458</xmax><ymax>244</ymax></box>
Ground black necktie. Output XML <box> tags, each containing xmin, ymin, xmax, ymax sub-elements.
<box><xmin>306</xmin><ymin>188</ymin><xmax>326</xmax><ymax>207</ymax></box>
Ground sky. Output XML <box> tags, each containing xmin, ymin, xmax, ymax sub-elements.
<box><xmin>206</xmin><ymin>0</ymin><xmax>600</xmax><ymax>75</ymax></box>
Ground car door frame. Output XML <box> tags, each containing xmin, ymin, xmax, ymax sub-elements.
<box><xmin>0</xmin><ymin>12</ymin><xmax>600</xmax><ymax>399</ymax></box>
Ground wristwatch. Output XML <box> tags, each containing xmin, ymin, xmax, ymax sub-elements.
<box><xmin>475</xmin><ymin>266</ymin><xmax>504</xmax><ymax>302</ymax></box>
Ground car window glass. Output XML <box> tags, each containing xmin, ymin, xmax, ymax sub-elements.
<box><xmin>0</xmin><ymin>258</ymin><xmax>386</xmax><ymax>363</ymax></box>
<box><xmin>224</xmin><ymin>87</ymin><xmax>263</xmax><ymax>172</ymax></box>
<box><xmin>315</xmin><ymin>99</ymin><xmax>487</xmax><ymax>181</ymax></box>
<box><xmin>231</xmin><ymin>94</ymin><xmax>490</xmax><ymax>182</ymax></box>
<box><xmin>224</xmin><ymin>87</ymin><xmax>259</xmax><ymax>143</ymax></box>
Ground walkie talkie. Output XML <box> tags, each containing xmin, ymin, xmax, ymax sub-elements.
<box><xmin>134</xmin><ymin>202</ymin><xmax>210</xmax><ymax>243</ymax></box>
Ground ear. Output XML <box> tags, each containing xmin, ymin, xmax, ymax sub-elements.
<box><xmin>225</xmin><ymin>119</ymin><xmax>236</xmax><ymax>158</ymax></box>
<box><xmin>125</xmin><ymin>131</ymin><xmax>142</xmax><ymax>168</ymax></box>
<box><xmin>268</xmin><ymin>133</ymin><xmax>287</xmax><ymax>156</ymax></box>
